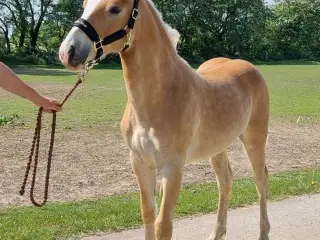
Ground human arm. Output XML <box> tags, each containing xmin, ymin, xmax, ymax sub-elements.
<box><xmin>0</xmin><ymin>62</ymin><xmax>62</xmax><ymax>112</ymax></box>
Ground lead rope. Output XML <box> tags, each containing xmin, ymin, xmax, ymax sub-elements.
<box><xmin>19</xmin><ymin>61</ymin><xmax>98</xmax><ymax>207</ymax></box>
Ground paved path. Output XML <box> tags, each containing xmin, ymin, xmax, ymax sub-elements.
<box><xmin>82</xmin><ymin>194</ymin><xmax>320</xmax><ymax>240</ymax></box>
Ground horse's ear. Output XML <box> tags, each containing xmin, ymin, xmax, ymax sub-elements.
<box><xmin>83</xmin><ymin>0</ymin><xmax>88</xmax><ymax>8</ymax></box>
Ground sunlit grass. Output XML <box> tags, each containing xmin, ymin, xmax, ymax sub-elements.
<box><xmin>0</xmin><ymin>169</ymin><xmax>319</xmax><ymax>240</ymax></box>
<box><xmin>1</xmin><ymin>62</ymin><xmax>319</xmax><ymax>130</ymax></box>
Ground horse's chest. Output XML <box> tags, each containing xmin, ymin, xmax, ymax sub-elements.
<box><xmin>129</xmin><ymin>126</ymin><xmax>160</xmax><ymax>166</ymax></box>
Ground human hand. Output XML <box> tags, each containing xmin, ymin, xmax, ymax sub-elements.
<box><xmin>36</xmin><ymin>96</ymin><xmax>62</xmax><ymax>113</ymax></box>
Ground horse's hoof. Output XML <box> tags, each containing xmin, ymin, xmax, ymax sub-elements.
<box><xmin>258</xmin><ymin>233</ymin><xmax>269</xmax><ymax>240</ymax></box>
<box><xmin>207</xmin><ymin>233</ymin><xmax>226</xmax><ymax>240</ymax></box>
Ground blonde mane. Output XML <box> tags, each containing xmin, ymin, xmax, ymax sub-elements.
<box><xmin>146</xmin><ymin>0</ymin><xmax>180</xmax><ymax>50</ymax></box>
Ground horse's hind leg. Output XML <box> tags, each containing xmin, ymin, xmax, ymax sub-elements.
<box><xmin>240</xmin><ymin>128</ymin><xmax>270</xmax><ymax>240</ymax></box>
<box><xmin>208</xmin><ymin>150</ymin><xmax>233</xmax><ymax>240</ymax></box>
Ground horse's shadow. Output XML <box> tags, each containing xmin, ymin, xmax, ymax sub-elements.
<box><xmin>13</xmin><ymin>67</ymin><xmax>77</xmax><ymax>76</ymax></box>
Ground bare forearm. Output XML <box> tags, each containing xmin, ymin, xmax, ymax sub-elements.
<box><xmin>0</xmin><ymin>62</ymin><xmax>62</xmax><ymax>112</ymax></box>
<box><xmin>0</xmin><ymin>62</ymin><xmax>43</xmax><ymax>105</ymax></box>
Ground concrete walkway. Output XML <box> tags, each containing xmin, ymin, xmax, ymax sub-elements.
<box><xmin>82</xmin><ymin>194</ymin><xmax>320</xmax><ymax>240</ymax></box>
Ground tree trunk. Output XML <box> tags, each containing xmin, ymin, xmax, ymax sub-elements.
<box><xmin>0</xmin><ymin>18</ymin><xmax>11</xmax><ymax>53</ymax></box>
<box><xmin>30</xmin><ymin>31</ymin><xmax>38</xmax><ymax>52</ymax></box>
<box><xmin>16</xmin><ymin>0</ymin><xmax>28</xmax><ymax>49</ymax></box>
<box><xmin>0</xmin><ymin>27</ymin><xmax>11</xmax><ymax>53</ymax></box>
<box><xmin>18</xmin><ymin>29</ymin><xmax>26</xmax><ymax>48</ymax></box>
<box><xmin>30</xmin><ymin>15</ymin><xmax>45</xmax><ymax>52</ymax></box>
<box><xmin>4</xmin><ymin>30</ymin><xmax>11</xmax><ymax>53</ymax></box>
<box><xmin>29</xmin><ymin>1</ymin><xmax>52</xmax><ymax>52</ymax></box>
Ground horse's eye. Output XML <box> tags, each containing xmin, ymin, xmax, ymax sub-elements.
<box><xmin>109</xmin><ymin>6</ymin><xmax>121</xmax><ymax>14</ymax></box>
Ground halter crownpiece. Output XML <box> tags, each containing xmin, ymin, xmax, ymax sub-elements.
<box><xmin>73</xmin><ymin>0</ymin><xmax>140</xmax><ymax>62</ymax></box>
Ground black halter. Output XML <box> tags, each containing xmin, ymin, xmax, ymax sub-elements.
<box><xmin>73</xmin><ymin>0</ymin><xmax>139</xmax><ymax>62</ymax></box>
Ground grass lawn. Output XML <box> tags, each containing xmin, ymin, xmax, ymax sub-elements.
<box><xmin>0</xmin><ymin>62</ymin><xmax>319</xmax><ymax>129</ymax></box>
<box><xmin>258</xmin><ymin>63</ymin><xmax>320</xmax><ymax>119</ymax></box>
<box><xmin>0</xmin><ymin>61</ymin><xmax>319</xmax><ymax>239</ymax></box>
<box><xmin>0</xmin><ymin>169</ymin><xmax>319</xmax><ymax>240</ymax></box>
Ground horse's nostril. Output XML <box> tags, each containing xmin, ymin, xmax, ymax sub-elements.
<box><xmin>65</xmin><ymin>42</ymin><xmax>88</xmax><ymax>67</ymax></box>
<box><xmin>68</xmin><ymin>45</ymin><xmax>76</xmax><ymax>59</ymax></box>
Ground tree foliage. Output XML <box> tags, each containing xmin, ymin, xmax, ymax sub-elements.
<box><xmin>0</xmin><ymin>0</ymin><xmax>319</xmax><ymax>63</ymax></box>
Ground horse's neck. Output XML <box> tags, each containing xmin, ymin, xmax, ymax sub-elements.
<box><xmin>120</xmin><ymin>0</ymin><xmax>194</xmax><ymax>121</ymax></box>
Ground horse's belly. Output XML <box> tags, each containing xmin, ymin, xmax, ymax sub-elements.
<box><xmin>186</xmin><ymin>137</ymin><xmax>236</xmax><ymax>163</ymax></box>
<box><xmin>186</xmin><ymin>117</ymin><xmax>249</xmax><ymax>163</ymax></box>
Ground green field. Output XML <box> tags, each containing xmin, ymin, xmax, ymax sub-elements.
<box><xmin>0</xmin><ymin>62</ymin><xmax>319</xmax><ymax>239</ymax></box>
<box><xmin>260</xmin><ymin>63</ymin><xmax>320</xmax><ymax>118</ymax></box>
<box><xmin>1</xmin><ymin>62</ymin><xmax>319</xmax><ymax>129</ymax></box>
<box><xmin>0</xmin><ymin>170</ymin><xmax>319</xmax><ymax>240</ymax></box>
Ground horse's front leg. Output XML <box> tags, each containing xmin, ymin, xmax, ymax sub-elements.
<box><xmin>155</xmin><ymin>158</ymin><xmax>184</xmax><ymax>240</ymax></box>
<box><xmin>131</xmin><ymin>151</ymin><xmax>157</xmax><ymax>240</ymax></box>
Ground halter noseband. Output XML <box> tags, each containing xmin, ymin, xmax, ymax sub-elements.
<box><xmin>73</xmin><ymin>0</ymin><xmax>139</xmax><ymax>62</ymax></box>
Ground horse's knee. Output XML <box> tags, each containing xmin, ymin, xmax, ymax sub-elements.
<box><xmin>141</xmin><ymin>202</ymin><xmax>156</xmax><ymax>225</ymax></box>
<box><xmin>155</xmin><ymin>218</ymin><xmax>173</xmax><ymax>240</ymax></box>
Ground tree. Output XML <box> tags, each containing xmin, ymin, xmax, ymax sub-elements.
<box><xmin>57</xmin><ymin>0</ymin><xmax>83</xmax><ymax>23</ymax></box>
<box><xmin>270</xmin><ymin>0</ymin><xmax>320</xmax><ymax>59</ymax></box>
<box><xmin>0</xmin><ymin>0</ymin><xmax>28</xmax><ymax>48</ymax></box>
<box><xmin>37</xmin><ymin>0</ymin><xmax>82</xmax><ymax>52</ymax></box>
<box><xmin>0</xmin><ymin>13</ymin><xmax>12</xmax><ymax>53</ymax></box>
<box><xmin>0</xmin><ymin>0</ymin><xmax>55</xmax><ymax>52</ymax></box>
<box><xmin>0</xmin><ymin>0</ymin><xmax>319</xmax><ymax>63</ymax></box>
<box><xmin>156</xmin><ymin>0</ymin><xmax>270</xmax><ymax>61</ymax></box>
<box><xmin>26</xmin><ymin>0</ymin><xmax>54</xmax><ymax>52</ymax></box>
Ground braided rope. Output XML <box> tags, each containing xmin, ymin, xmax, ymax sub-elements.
<box><xmin>19</xmin><ymin>62</ymin><xmax>97</xmax><ymax>207</ymax></box>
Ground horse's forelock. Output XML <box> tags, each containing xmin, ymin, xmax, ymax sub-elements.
<box><xmin>83</xmin><ymin>0</ymin><xmax>88</xmax><ymax>8</ymax></box>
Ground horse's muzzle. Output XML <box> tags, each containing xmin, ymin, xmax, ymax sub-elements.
<box><xmin>59</xmin><ymin>29</ymin><xmax>93</xmax><ymax>71</ymax></box>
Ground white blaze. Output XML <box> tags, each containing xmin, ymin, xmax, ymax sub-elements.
<box><xmin>82</xmin><ymin>0</ymin><xmax>104</xmax><ymax>19</ymax></box>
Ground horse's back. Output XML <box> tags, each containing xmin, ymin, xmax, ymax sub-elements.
<box><xmin>197</xmin><ymin>57</ymin><xmax>232</xmax><ymax>73</ymax></box>
<box><xmin>197</xmin><ymin>57</ymin><xmax>268</xmax><ymax>102</ymax></box>
<box><xmin>198</xmin><ymin>58</ymin><xmax>260</xmax><ymax>83</ymax></box>
<box><xmin>196</xmin><ymin>57</ymin><xmax>269</xmax><ymax>138</ymax></box>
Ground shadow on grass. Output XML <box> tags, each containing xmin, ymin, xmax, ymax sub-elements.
<box><xmin>253</xmin><ymin>60</ymin><xmax>320</xmax><ymax>65</ymax></box>
<box><xmin>11</xmin><ymin>63</ymin><xmax>122</xmax><ymax>76</ymax></box>
<box><xmin>13</xmin><ymin>68</ymin><xmax>77</xmax><ymax>76</ymax></box>
<box><xmin>94</xmin><ymin>64</ymin><xmax>123</xmax><ymax>70</ymax></box>
<box><xmin>8</xmin><ymin>60</ymin><xmax>320</xmax><ymax>77</ymax></box>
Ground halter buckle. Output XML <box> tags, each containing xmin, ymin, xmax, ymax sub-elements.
<box><xmin>122</xmin><ymin>29</ymin><xmax>132</xmax><ymax>51</ymax></box>
<box><xmin>132</xmin><ymin>8</ymin><xmax>139</xmax><ymax>19</ymax></box>
<box><xmin>94</xmin><ymin>39</ymin><xmax>103</xmax><ymax>52</ymax></box>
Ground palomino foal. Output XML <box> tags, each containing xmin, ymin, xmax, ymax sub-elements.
<box><xmin>59</xmin><ymin>0</ymin><xmax>270</xmax><ymax>239</ymax></box>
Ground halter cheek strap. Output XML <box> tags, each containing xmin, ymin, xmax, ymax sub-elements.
<box><xmin>73</xmin><ymin>0</ymin><xmax>139</xmax><ymax>62</ymax></box>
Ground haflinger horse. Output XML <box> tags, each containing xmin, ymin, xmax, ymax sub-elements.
<box><xmin>59</xmin><ymin>0</ymin><xmax>270</xmax><ymax>239</ymax></box>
